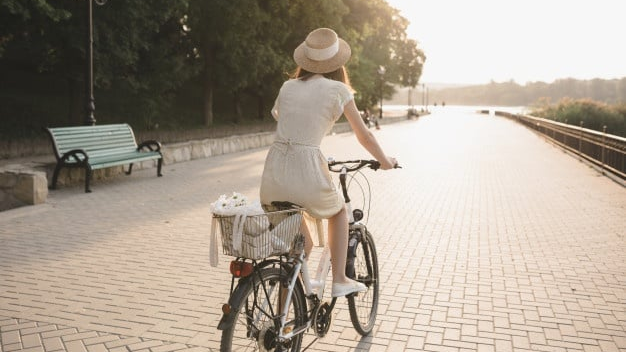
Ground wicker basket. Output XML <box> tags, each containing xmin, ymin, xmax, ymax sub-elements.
<box><xmin>213</xmin><ymin>208</ymin><xmax>303</xmax><ymax>260</ymax></box>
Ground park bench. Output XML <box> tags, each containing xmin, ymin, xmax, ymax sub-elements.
<box><xmin>45</xmin><ymin>123</ymin><xmax>163</xmax><ymax>193</ymax></box>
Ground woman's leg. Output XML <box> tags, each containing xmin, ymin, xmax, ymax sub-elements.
<box><xmin>300</xmin><ymin>220</ymin><xmax>314</xmax><ymax>257</ymax></box>
<box><xmin>328</xmin><ymin>206</ymin><xmax>350</xmax><ymax>283</ymax></box>
<box><xmin>328</xmin><ymin>206</ymin><xmax>367</xmax><ymax>297</ymax></box>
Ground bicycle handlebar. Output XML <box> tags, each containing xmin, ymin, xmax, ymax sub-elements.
<box><xmin>327</xmin><ymin>159</ymin><xmax>401</xmax><ymax>173</ymax></box>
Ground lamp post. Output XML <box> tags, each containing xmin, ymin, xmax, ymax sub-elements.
<box><xmin>377</xmin><ymin>65</ymin><xmax>386</xmax><ymax>120</ymax></box>
<box><xmin>408</xmin><ymin>86</ymin><xmax>412</xmax><ymax>108</ymax></box>
<box><xmin>84</xmin><ymin>0</ymin><xmax>107</xmax><ymax>126</ymax></box>
<box><xmin>421</xmin><ymin>83</ymin><xmax>425</xmax><ymax>112</ymax></box>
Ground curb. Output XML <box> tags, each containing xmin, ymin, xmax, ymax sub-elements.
<box><xmin>0</xmin><ymin>114</ymin><xmax>413</xmax><ymax>211</ymax></box>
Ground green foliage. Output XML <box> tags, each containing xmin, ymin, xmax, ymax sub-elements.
<box><xmin>0</xmin><ymin>0</ymin><xmax>426</xmax><ymax>140</ymax></box>
<box><xmin>342</xmin><ymin>0</ymin><xmax>425</xmax><ymax>110</ymax></box>
<box><xmin>0</xmin><ymin>0</ymin><xmax>195</xmax><ymax>135</ymax></box>
<box><xmin>532</xmin><ymin>98</ymin><xmax>626</xmax><ymax>137</ymax></box>
<box><xmin>0</xmin><ymin>0</ymin><xmax>71</xmax><ymax>57</ymax></box>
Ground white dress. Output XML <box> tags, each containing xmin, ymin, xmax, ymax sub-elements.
<box><xmin>260</xmin><ymin>76</ymin><xmax>354</xmax><ymax>219</ymax></box>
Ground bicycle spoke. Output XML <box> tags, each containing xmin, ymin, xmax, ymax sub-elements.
<box><xmin>221</xmin><ymin>268</ymin><xmax>307</xmax><ymax>351</ymax></box>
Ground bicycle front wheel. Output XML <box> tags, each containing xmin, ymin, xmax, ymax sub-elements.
<box><xmin>220</xmin><ymin>267</ymin><xmax>307</xmax><ymax>351</ymax></box>
<box><xmin>347</xmin><ymin>229</ymin><xmax>379</xmax><ymax>335</ymax></box>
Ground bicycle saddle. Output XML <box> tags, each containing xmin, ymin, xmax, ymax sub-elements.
<box><xmin>267</xmin><ymin>201</ymin><xmax>302</xmax><ymax>211</ymax></box>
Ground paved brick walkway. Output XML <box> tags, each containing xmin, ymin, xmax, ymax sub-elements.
<box><xmin>1</xmin><ymin>108</ymin><xmax>625</xmax><ymax>352</ymax></box>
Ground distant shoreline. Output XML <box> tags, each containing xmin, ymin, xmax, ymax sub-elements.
<box><xmin>384</xmin><ymin>104</ymin><xmax>528</xmax><ymax>115</ymax></box>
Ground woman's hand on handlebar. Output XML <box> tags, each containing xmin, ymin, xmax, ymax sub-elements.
<box><xmin>379</xmin><ymin>156</ymin><xmax>398</xmax><ymax>170</ymax></box>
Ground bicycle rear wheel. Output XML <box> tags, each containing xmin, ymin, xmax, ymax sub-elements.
<box><xmin>347</xmin><ymin>229</ymin><xmax>379</xmax><ymax>335</ymax></box>
<box><xmin>220</xmin><ymin>267</ymin><xmax>307</xmax><ymax>351</ymax></box>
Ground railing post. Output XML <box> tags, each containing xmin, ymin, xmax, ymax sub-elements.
<box><xmin>601</xmin><ymin>125</ymin><xmax>607</xmax><ymax>175</ymax></box>
<box><xmin>563</xmin><ymin>119</ymin><xmax>569</xmax><ymax>149</ymax></box>
<box><xmin>578</xmin><ymin>120</ymin><xmax>584</xmax><ymax>160</ymax></box>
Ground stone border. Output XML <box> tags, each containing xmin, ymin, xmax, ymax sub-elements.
<box><xmin>0</xmin><ymin>115</ymin><xmax>412</xmax><ymax>211</ymax></box>
<box><xmin>0</xmin><ymin>169</ymin><xmax>48</xmax><ymax>211</ymax></box>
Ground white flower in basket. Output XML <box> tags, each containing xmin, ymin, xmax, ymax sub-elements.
<box><xmin>209</xmin><ymin>192</ymin><xmax>303</xmax><ymax>266</ymax></box>
<box><xmin>211</xmin><ymin>192</ymin><xmax>270</xmax><ymax>237</ymax></box>
<box><xmin>210</xmin><ymin>192</ymin><xmax>273</xmax><ymax>265</ymax></box>
<box><xmin>212</xmin><ymin>192</ymin><xmax>249</xmax><ymax>214</ymax></box>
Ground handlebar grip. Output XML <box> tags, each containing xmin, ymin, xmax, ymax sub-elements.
<box><xmin>327</xmin><ymin>159</ymin><xmax>394</xmax><ymax>172</ymax></box>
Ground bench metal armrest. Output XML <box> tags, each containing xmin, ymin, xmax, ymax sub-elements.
<box><xmin>60</xmin><ymin>149</ymin><xmax>89</xmax><ymax>164</ymax></box>
<box><xmin>137</xmin><ymin>140</ymin><xmax>162</xmax><ymax>152</ymax></box>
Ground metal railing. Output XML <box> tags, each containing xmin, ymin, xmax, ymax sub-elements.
<box><xmin>494</xmin><ymin>111</ymin><xmax>626</xmax><ymax>181</ymax></box>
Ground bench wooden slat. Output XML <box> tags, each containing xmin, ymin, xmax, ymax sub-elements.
<box><xmin>90</xmin><ymin>152</ymin><xmax>162</xmax><ymax>169</ymax></box>
<box><xmin>48</xmin><ymin>124</ymin><xmax>139</xmax><ymax>156</ymax></box>
<box><xmin>45</xmin><ymin>123</ymin><xmax>163</xmax><ymax>192</ymax></box>
<box><xmin>56</xmin><ymin>141</ymin><xmax>137</xmax><ymax>154</ymax></box>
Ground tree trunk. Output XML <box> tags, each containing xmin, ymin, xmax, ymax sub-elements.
<box><xmin>257</xmin><ymin>94</ymin><xmax>266</xmax><ymax>120</ymax></box>
<box><xmin>68</xmin><ymin>76</ymin><xmax>83</xmax><ymax>126</ymax></box>
<box><xmin>202</xmin><ymin>46</ymin><xmax>214</xmax><ymax>127</ymax></box>
<box><xmin>203</xmin><ymin>80</ymin><xmax>213</xmax><ymax>127</ymax></box>
<box><xmin>233</xmin><ymin>91</ymin><xmax>242</xmax><ymax>124</ymax></box>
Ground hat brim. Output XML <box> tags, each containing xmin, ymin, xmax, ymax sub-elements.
<box><xmin>293</xmin><ymin>38</ymin><xmax>351</xmax><ymax>74</ymax></box>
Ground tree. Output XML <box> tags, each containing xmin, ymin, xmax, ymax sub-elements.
<box><xmin>394</xmin><ymin>38</ymin><xmax>425</xmax><ymax>97</ymax></box>
<box><xmin>0</xmin><ymin>0</ymin><xmax>71</xmax><ymax>58</ymax></box>
<box><xmin>341</xmin><ymin>0</ymin><xmax>424</xmax><ymax>111</ymax></box>
<box><xmin>93</xmin><ymin>0</ymin><xmax>193</xmax><ymax>127</ymax></box>
<box><xmin>186</xmin><ymin>0</ymin><xmax>353</xmax><ymax>126</ymax></box>
<box><xmin>186</xmin><ymin>0</ymin><xmax>262</xmax><ymax>126</ymax></box>
<box><xmin>1</xmin><ymin>0</ymin><xmax>428</xmax><ymax>137</ymax></box>
<box><xmin>0</xmin><ymin>0</ymin><xmax>192</xmax><ymax>130</ymax></box>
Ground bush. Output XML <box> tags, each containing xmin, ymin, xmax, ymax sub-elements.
<box><xmin>531</xmin><ymin>98</ymin><xmax>626</xmax><ymax>137</ymax></box>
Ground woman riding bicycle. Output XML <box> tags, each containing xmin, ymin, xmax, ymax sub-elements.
<box><xmin>260</xmin><ymin>28</ymin><xmax>397</xmax><ymax>298</ymax></box>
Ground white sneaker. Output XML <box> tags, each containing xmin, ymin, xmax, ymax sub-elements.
<box><xmin>332</xmin><ymin>280</ymin><xmax>367</xmax><ymax>297</ymax></box>
<box><xmin>309</xmin><ymin>279</ymin><xmax>323</xmax><ymax>289</ymax></box>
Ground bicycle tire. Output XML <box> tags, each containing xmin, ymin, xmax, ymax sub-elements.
<box><xmin>347</xmin><ymin>229</ymin><xmax>379</xmax><ymax>335</ymax></box>
<box><xmin>220</xmin><ymin>267</ymin><xmax>307</xmax><ymax>351</ymax></box>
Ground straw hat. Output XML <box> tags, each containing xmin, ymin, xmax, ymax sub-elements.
<box><xmin>293</xmin><ymin>28</ymin><xmax>351</xmax><ymax>74</ymax></box>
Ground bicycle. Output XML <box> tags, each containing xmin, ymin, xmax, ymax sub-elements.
<box><xmin>215</xmin><ymin>159</ymin><xmax>393</xmax><ymax>351</ymax></box>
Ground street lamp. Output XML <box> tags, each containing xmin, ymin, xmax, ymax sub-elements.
<box><xmin>84</xmin><ymin>0</ymin><xmax>107</xmax><ymax>126</ymax></box>
<box><xmin>377</xmin><ymin>65</ymin><xmax>386</xmax><ymax>121</ymax></box>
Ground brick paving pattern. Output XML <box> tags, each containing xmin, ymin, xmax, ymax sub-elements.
<box><xmin>1</xmin><ymin>108</ymin><xmax>624</xmax><ymax>351</ymax></box>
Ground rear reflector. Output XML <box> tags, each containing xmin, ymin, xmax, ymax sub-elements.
<box><xmin>230</xmin><ymin>261</ymin><xmax>253</xmax><ymax>278</ymax></box>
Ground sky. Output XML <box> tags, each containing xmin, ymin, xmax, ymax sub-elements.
<box><xmin>384</xmin><ymin>0</ymin><xmax>626</xmax><ymax>85</ymax></box>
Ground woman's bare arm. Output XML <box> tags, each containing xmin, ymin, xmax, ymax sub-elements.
<box><xmin>343</xmin><ymin>100</ymin><xmax>396</xmax><ymax>169</ymax></box>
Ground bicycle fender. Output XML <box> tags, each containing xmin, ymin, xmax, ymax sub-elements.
<box><xmin>217</xmin><ymin>276</ymin><xmax>254</xmax><ymax>331</ymax></box>
<box><xmin>217</xmin><ymin>313</ymin><xmax>230</xmax><ymax>331</ymax></box>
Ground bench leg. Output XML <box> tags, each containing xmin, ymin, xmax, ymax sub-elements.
<box><xmin>126</xmin><ymin>163</ymin><xmax>133</xmax><ymax>175</ymax></box>
<box><xmin>51</xmin><ymin>164</ymin><xmax>62</xmax><ymax>190</ymax></box>
<box><xmin>84</xmin><ymin>166</ymin><xmax>93</xmax><ymax>193</ymax></box>
<box><xmin>157</xmin><ymin>159</ymin><xmax>163</xmax><ymax>177</ymax></box>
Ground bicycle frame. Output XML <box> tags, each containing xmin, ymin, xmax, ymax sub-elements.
<box><xmin>339</xmin><ymin>165</ymin><xmax>358</xmax><ymax>224</ymax></box>
<box><xmin>275</xmin><ymin>236</ymin><xmax>333</xmax><ymax>341</ymax></box>
<box><xmin>276</xmin><ymin>163</ymin><xmax>360</xmax><ymax>341</ymax></box>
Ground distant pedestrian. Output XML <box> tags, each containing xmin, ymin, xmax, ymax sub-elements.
<box><xmin>361</xmin><ymin>108</ymin><xmax>372</xmax><ymax>128</ymax></box>
<box><xmin>373</xmin><ymin>110</ymin><xmax>380</xmax><ymax>130</ymax></box>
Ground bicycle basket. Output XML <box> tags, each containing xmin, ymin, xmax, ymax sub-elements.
<box><xmin>213</xmin><ymin>208</ymin><xmax>303</xmax><ymax>260</ymax></box>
